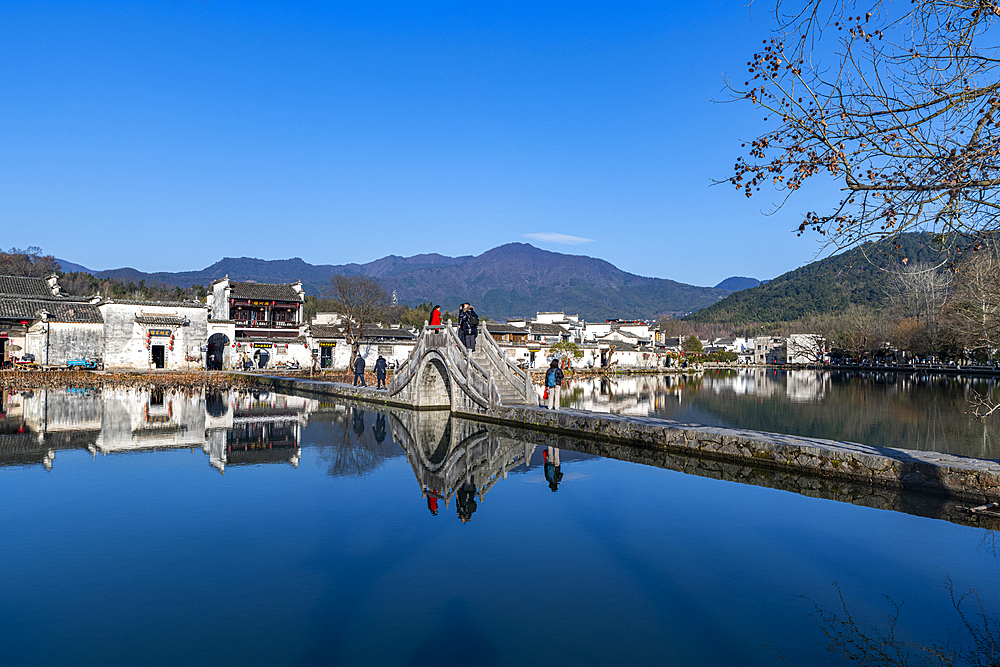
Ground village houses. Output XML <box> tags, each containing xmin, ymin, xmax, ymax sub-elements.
<box><xmin>1</xmin><ymin>273</ymin><xmax>829</xmax><ymax>371</ymax></box>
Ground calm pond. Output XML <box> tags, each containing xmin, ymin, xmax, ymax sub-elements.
<box><xmin>560</xmin><ymin>369</ymin><xmax>1000</xmax><ymax>460</ymax></box>
<box><xmin>1</xmin><ymin>386</ymin><xmax>998</xmax><ymax>667</ymax></box>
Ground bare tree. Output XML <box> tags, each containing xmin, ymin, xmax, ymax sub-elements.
<box><xmin>0</xmin><ymin>246</ymin><xmax>59</xmax><ymax>277</ymax></box>
<box><xmin>946</xmin><ymin>244</ymin><xmax>1000</xmax><ymax>352</ymax></box>
<box><xmin>887</xmin><ymin>262</ymin><xmax>952</xmax><ymax>352</ymax></box>
<box><xmin>945</xmin><ymin>245</ymin><xmax>1000</xmax><ymax>417</ymax></box>
<box><xmin>326</xmin><ymin>274</ymin><xmax>389</xmax><ymax>365</ymax></box>
<box><xmin>826</xmin><ymin>306</ymin><xmax>889</xmax><ymax>360</ymax></box>
<box><xmin>727</xmin><ymin>1</ymin><xmax>1000</xmax><ymax>254</ymax></box>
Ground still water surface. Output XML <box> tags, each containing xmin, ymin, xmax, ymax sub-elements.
<box><xmin>561</xmin><ymin>369</ymin><xmax>1000</xmax><ymax>459</ymax></box>
<box><xmin>1</xmin><ymin>387</ymin><xmax>998</xmax><ymax>666</ymax></box>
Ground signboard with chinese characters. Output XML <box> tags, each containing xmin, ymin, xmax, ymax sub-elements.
<box><xmin>147</xmin><ymin>329</ymin><xmax>171</xmax><ymax>338</ymax></box>
<box><xmin>252</xmin><ymin>342</ymin><xmax>273</xmax><ymax>349</ymax></box>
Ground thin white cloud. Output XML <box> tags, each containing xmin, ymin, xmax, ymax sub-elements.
<box><xmin>523</xmin><ymin>232</ymin><xmax>595</xmax><ymax>245</ymax></box>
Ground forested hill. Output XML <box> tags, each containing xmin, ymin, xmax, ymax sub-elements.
<box><xmin>683</xmin><ymin>233</ymin><xmax>950</xmax><ymax>325</ymax></box>
<box><xmin>52</xmin><ymin>244</ymin><xmax>742</xmax><ymax>321</ymax></box>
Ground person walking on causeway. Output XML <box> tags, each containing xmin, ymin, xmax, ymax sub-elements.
<box><xmin>545</xmin><ymin>359</ymin><xmax>564</xmax><ymax>410</ymax></box>
<box><xmin>430</xmin><ymin>305</ymin><xmax>442</xmax><ymax>326</ymax></box>
<box><xmin>353</xmin><ymin>354</ymin><xmax>366</xmax><ymax>387</ymax></box>
<box><xmin>458</xmin><ymin>303</ymin><xmax>479</xmax><ymax>352</ymax></box>
<box><xmin>374</xmin><ymin>354</ymin><xmax>388</xmax><ymax>389</ymax></box>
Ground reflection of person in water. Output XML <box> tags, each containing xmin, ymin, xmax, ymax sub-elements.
<box><xmin>427</xmin><ymin>495</ymin><xmax>439</xmax><ymax>515</ymax></box>
<box><xmin>543</xmin><ymin>446</ymin><xmax>563</xmax><ymax>492</ymax></box>
<box><xmin>456</xmin><ymin>481</ymin><xmax>478</xmax><ymax>523</ymax></box>
<box><xmin>352</xmin><ymin>408</ymin><xmax>365</xmax><ymax>438</ymax></box>
<box><xmin>372</xmin><ymin>413</ymin><xmax>386</xmax><ymax>443</ymax></box>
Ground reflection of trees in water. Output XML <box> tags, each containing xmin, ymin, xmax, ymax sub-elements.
<box><xmin>787</xmin><ymin>581</ymin><xmax>999</xmax><ymax>667</ymax></box>
<box><xmin>306</xmin><ymin>410</ymin><xmax>403</xmax><ymax>477</ymax></box>
<box><xmin>685</xmin><ymin>371</ymin><xmax>999</xmax><ymax>459</ymax></box>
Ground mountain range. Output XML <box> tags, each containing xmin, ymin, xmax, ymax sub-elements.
<box><xmin>684</xmin><ymin>233</ymin><xmax>948</xmax><ymax>325</ymax></box>
<box><xmin>56</xmin><ymin>243</ymin><xmax>747</xmax><ymax>321</ymax></box>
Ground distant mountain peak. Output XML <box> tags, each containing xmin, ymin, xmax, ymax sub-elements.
<box><xmin>714</xmin><ymin>276</ymin><xmax>761</xmax><ymax>291</ymax></box>
<box><xmin>56</xmin><ymin>244</ymin><xmax>731</xmax><ymax>320</ymax></box>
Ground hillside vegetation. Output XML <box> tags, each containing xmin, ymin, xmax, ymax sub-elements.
<box><xmin>684</xmin><ymin>234</ymin><xmax>949</xmax><ymax>325</ymax></box>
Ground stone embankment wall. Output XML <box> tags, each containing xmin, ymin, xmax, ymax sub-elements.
<box><xmin>245</xmin><ymin>374</ymin><xmax>1000</xmax><ymax>504</ymax></box>
<box><xmin>491</xmin><ymin>423</ymin><xmax>999</xmax><ymax>531</ymax></box>
<box><xmin>470</xmin><ymin>405</ymin><xmax>1000</xmax><ymax>503</ymax></box>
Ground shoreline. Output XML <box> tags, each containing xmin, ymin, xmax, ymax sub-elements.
<box><xmin>246</xmin><ymin>373</ymin><xmax>1000</xmax><ymax>505</ymax></box>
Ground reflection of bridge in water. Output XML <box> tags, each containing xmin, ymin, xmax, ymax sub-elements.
<box><xmin>387</xmin><ymin>409</ymin><xmax>536</xmax><ymax>520</ymax></box>
<box><xmin>0</xmin><ymin>387</ymin><xmax>312</xmax><ymax>472</ymax></box>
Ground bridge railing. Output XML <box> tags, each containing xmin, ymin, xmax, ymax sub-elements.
<box><xmin>439</xmin><ymin>322</ymin><xmax>500</xmax><ymax>410</ymax></box>
<box><xmin>478</xmin><ymin>323</ymin><xmax>538</xmax><ymax>404</ymax></box>
<box><xmin>387</xmin><ymin>322</ymin><xmax>500</xmax><ymax>410</ymax></box>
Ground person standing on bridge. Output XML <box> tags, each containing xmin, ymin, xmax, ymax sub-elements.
<box><xmin>545</xmin><ymin>359</ymin><xmax>564</xmax><ymax>410</ymax></box>
<box><xmin>353</xmin><ymin>354</ymin><xmax>366</xmax><ymax>386</ymax></box>
<box><xmin>374</xmin><ymin>355</ymin><xmax>388</xmax><ymax>389</ymax></box>
<box><xmin>430</xmin><ymin>305</ymin><xmax>442</xmax><ymax>326</ymax></box>
<box><xmin>459</xmin><ymin>303</ymin><xmax>479</xmax><ymax>352</ymax></box>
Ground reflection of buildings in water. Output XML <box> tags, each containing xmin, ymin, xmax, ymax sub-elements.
<box><xmin>565</xmin><ymin>374</ymin><xmax>701</xmax><ymax>416</ymax></box>
<box><xmin>0</xmin><ymin>388</ymin><xmax>317</xmax><ymax>472</ymax></box>
<box><xmin>784</xmin><ymin>371</ymin><xmax>827</xmax><ymax>403</ymax></box>
<box><xmin>391</xmin><ymin>410</ymin><xmax>535</xmax><ymax>521</ymax></box>
<box><xmin>1</xmin><ymin>387</ymin><xmax>103</xmax><ymax>470</ymax></box>
<box><xmin>204</xmin><ymin>391</ymin><xmax>312</xmax><ymax>473</ymax></box>
<box><xmin>568</xmin><ymin>370</ymin><xmax>830</xmax><ymax>414</ymax></box>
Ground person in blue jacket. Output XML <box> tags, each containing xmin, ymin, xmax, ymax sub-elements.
<box><xmin>353</xmin><ymin>354</ymin><xmax>366</xmax><ymax>386</ymax></box>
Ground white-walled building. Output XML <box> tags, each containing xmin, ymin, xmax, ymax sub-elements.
<box><xmin>100</xmin><ymin>299</ymin><xmax>209</xmax><ymax>370</ymax></box>
<box><xmin>786</xmin><ymin>334</ymin><xmax>825</xmax><ymax>365</ymax></box>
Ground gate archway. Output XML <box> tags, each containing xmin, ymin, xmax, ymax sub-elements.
<box><xmin>207</xmin><ymin>333</ymin><xmax>229</xmax><ymax>371</ymax></box>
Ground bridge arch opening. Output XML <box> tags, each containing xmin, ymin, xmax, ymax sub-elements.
<box><xmin>414</xmin><ymin>354</ymin><xmax>452</xmax><ymax>409</ymax></box>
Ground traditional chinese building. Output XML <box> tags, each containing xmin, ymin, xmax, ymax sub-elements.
<box><xmin>209</xmin><ymin>278</ymin><xmax>305</xmax><ymax>337</ymax></box>
<box><xmin>0</xmin><ymin>274</ymin><xmax>103</xmax><ymax>367</ymax></box>
<box><xmin>99</xmin><ymin>299</ymin><xmax>209</xmax><ymax>370</ymax></box>
<box><xmin>208</xmin><ymin>278</ymin><xmax>308</xmax><ymax>369</ymax></box>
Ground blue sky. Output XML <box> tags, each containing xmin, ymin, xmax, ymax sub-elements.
<box><xmin>0</xmin><ymin>1</ymin><xmax>840</xmax><ymax>286</ymax></box>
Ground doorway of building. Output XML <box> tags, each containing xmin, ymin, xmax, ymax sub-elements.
<box><xmin>0</xmin><ymin>338</ymin><xmax>6</xmax><ymax>368</ymax></box>
<box><xmin>207</xmin><ymin>333</ymin><xmax>229</xmax><ymax>370</ymax></box>
<box><xmin>151</xmin><ymin>345</ymin><xmax>165</xmax><ymax>369</ymax></box>
<box><xmin>253</xmin><ymin>349</ymin><xmax>270</xmax><ymax>369</ymax></box>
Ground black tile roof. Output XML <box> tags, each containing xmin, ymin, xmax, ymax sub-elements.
<box><xmin>102</xmin><ymin>299</ymin><xmax>207</xmax><ymax>308</ymax></box>
<box><xmin>0</xmin><ymin>297</ymin><xmax>103</xmax><ymax>323</ymax></box>
<box><xmin>0</xmin><ymin>275</ymin><xmax>53</xmax><ymax>297</ymax></box>
<box><xmin>135</xmin><ymin>315</ymin><xmax>186</xmax><ymax>326</ymax></box>
<box><xmin>230</xmin><ymin>282</ymin><xmax>302</xmax><ymax>302</ymax></box>
<box><xmin>235</xmin><ymin>336</ymin><xmax>307</xmax><ymax>344</ymax></box>
<box><xmin>486</xmin><ymin>324</ymin><xmax>528</xmax><ymax>334</ymax></box>
<box><xmin>308</xmin><ymin>324</ymin><xmax>345</xmax><ymax>339</ymax></box>
<box><xmin>308</xmin><ymin>324</ymin><xmax>416</xmax><ymax>341</ymax></box>
<box><xmin>362</xmin><ymin>326</ymin><xmax>417</xmax><ymax>340</ymax></box>
<box><xmin>528</xmin><ymin>323</ymin><xmax>569</xmax><ymax>335</ymax></box>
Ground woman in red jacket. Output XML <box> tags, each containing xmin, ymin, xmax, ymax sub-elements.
<box><xmin>430</xmin><ymin>305</ymin><xmax>442</xmax><ymax>326</ymax></box>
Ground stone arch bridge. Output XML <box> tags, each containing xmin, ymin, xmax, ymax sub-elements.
<box><xmin>384</xmin><ymin>323</ymin><xmax>538</xmax><ymax>411</ymax></box>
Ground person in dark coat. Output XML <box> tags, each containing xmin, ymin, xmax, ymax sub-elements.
<box><xmin>458</xmin><ymin>303</ymin><xmax>479</xmax><ymax>352</ymax></box>
<box><xmin>372</xmin><ymin>413</ymin><xmax>386</xmax><ymax>443</ymax></box>
<box><xmin>374</xmin><ymin>355</ymin><xmax>388</xmax><ymax>389</ymax></box>
<box><xmin>352</xmin><ymin>408</ymin><xmax>365</xmax><ymax>438</ymax></box>
<box><xmin>353</xmin><ymin>354</ymin><xmax>366</xmax><ymax>386</ymax></box>
<box><xmin>456</xmin><ymin>481</ymin><xmax>478</xmax><ymax>523</ymax></box>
